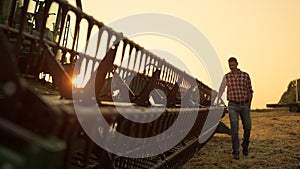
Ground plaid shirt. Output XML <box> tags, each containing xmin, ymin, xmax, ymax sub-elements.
<box><xmin>219</xmin><ymin>69</ymin><xmax>253</xmax><ymax>102</ymax></box>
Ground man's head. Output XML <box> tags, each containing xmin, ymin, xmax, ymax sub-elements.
<box><xmin>228</xmin><ymin>57</ymin><xmax>238</xmax><ymax>71</ymax></box>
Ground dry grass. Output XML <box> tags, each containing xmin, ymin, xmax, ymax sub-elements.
<box><xmin>183</xmin><ymin>109</ymin><xmax>300</xmax><ymax>169</ymax></box>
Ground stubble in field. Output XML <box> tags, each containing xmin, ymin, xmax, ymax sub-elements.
<box><xmin>183</xmin><ymin>109</ymin><xmax>300</xmax><ymax>169</ymax></box>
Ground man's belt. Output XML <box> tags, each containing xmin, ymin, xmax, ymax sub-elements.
<box><xmin>229</xmin><ymin>100</ymin><xmax>249</xmax><ymax>104</ymax></box>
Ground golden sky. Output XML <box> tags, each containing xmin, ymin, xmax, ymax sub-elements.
<box><xmin>80</xmin><ymin>0</ymin><xmax>300</xmax><ymax>108</ymax></box>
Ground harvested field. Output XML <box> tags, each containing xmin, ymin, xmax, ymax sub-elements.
<box><xmin>183</xmin><ymin>109</ymin><xmax>300</xmax><ymax>169</ymax></box>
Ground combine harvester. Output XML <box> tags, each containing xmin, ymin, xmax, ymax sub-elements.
<box><xmin>0</xmin><ymin>0</ymin><xmax>229</xmax><ymax>168</ymax></box>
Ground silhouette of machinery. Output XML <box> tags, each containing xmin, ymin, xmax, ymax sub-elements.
<box><xmin>0</xmin><ymin>0</ymin><xmax>228</xmax><ymax>168</ymax></box>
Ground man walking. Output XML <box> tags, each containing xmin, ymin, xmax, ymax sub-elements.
<box><xmin>218</xmin><ymin>57</ymin><xmax>253</xmax><ymax>160</ymax></box>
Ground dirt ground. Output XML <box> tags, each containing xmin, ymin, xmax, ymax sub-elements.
<box><xmin>183</xmin><ymin>109</ymin><xmax>300</xmax><ymax>169</ymax></box>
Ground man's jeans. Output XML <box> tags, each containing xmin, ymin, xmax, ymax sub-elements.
<box><xmin>228</xmin><ymin>102</ymin><xmax>252</xmax><ymax>155</ymax></box>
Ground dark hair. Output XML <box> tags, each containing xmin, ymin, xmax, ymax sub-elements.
<box><xmin>228</xmin><ymin>57</ymin><xmax>237</xmax><ymax>63</ymax></box>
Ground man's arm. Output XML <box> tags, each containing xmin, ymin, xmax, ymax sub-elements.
<box><xmin>247</xmin><ymin>74</ymin><xmax>254</xmax><ymax>105</ymax></box>
<box><xmin>248</xmin><ymin>92</ymin><xmax>253</xmax><ymax>105</ymax></box>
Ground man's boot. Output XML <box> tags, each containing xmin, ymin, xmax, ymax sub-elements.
<box><xmin>241</xmin><ymin>140</ymin><xmax>249</xmax><ymax>156</ymax></box>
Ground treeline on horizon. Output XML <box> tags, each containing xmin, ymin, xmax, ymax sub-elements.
<box><xmin>279</xmin><ymin>79</ymin><xmax>300</xmax><ymax>104</ymax></box>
